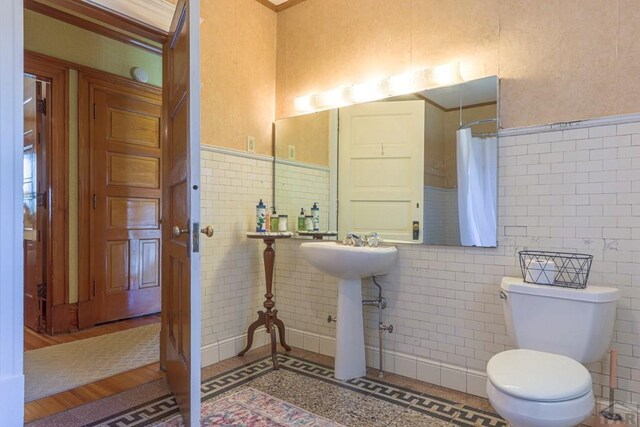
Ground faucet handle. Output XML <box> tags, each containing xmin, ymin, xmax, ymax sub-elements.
<box><xmin>365</xmin><ymin>232</ymin><xmax>380</xmax><ymax>247</ymax></box>
<box><xmin>343</xmin><ymin>232</ymin><xmax>363</xmax><ymax>246</ymax></box>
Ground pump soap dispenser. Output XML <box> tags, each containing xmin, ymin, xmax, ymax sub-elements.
<box><xmin>256</xmin><ymin>199</ymin><xmax>266</xmax><ymax>232</ymax></box>
<box><xmin>311</xmin><ymin>202</ymin><xmax>319</xmax><ymax>231</ymax></box>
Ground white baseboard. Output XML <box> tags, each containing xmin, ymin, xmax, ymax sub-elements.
<box><xmin>0</xmin><ymin>374</ymin><xmax>24</xmax><ymax>426</ymax></box>
<box><xmin>201</xmin><ymin>330</ymin><xmax>269</xmax><ymax>368</ymax></box>
<box><xmin>201</xmin><ymin>327</ymin><xmax>488</xmax><ymax>399</ymax></box>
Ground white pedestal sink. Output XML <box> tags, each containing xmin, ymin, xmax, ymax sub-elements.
<box><xmin>300</xmin><ymin>241</ymin><xmax>398</xmax><ymax>380</ymax></box>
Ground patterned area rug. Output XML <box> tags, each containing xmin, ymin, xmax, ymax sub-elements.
<box><xmin>80</xmin><ymin>354</ymin><xmax>506</xmax><ymax>427</ymax></box>
<box><xmin>163</xmin><ymin>388</ymin><xmax>343</xmax><ymax>426</ymax></box>
<box><xmin>25</xmin><ymin>323</ymin><xmax>160</xmax><ymax>402</ymax></box>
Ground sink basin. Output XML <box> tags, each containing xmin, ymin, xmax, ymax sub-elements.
<box><xmin>300</xmin><ymin>242</ymin><xmax>398</xmax><ymax>280</ymax></box>
<box><xmin>300</xmin><ymin>241</ymin><xmax>398</xmax><ymax>380</ymax></box>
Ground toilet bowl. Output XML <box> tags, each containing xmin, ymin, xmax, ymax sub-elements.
<box><xmin>487</xmin><ymin>349</ymin><xmax>594</xmax><ymax>427</ymax></box>
<box><xmin>486</xmin><ymin>277</ymin><xmax>620</xmax><ymax>427</ymax></box>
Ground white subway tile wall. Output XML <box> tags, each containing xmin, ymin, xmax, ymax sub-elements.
<box><xmin>200</xmin><ymin>149</ymin><xmax>273</xmax><ymax>350</ymax></box>
<box><xmin>202</xmin><ymin>120</ymin><xmax>640</xmax><ymax>404</ymax></box>
<box><xmin>274</xmin><ymin>162</ymin><xmax>330</xmax><ymax>231</ymax></box>
<box><xmin>423</xmin><ymin>186</ymin><xmax>460</xmax><ymax>246</ymax></box>
<box><xmin>273</xmin><ymin>121</ymin><xmax>640</xmax><ymax>403</ymax></box>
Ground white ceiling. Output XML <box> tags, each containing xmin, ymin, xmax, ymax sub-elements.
<box><xmin>420</xmin><ymin>76</ymin><xmax>498</xmax><ymax>110</ymax></box>
<box><xmin>86</xmin><ymin>0</ymin><xmax>176</xmax><ymax>31</ymax></box>
<box><xmin>267</xmin><ymin>0</ymin><xmax>289</xmax><ymax>4</ymax></box>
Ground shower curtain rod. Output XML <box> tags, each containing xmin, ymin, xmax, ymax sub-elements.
<box><xmin>458</xmin><ymin>118</ymin><xmax>497</xmax><ymax>130</ymax></box>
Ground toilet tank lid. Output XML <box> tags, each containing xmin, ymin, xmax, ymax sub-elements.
<box><xmin>501</xmin><ymin>277</ymin><xmax>620</xmax><ymax>303</ymax></box>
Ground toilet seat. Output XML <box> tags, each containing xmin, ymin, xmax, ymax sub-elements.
<box><xmin>487</xmin><ymin>349</ymin><xmax>592</xmax><ymax>401</ymax></box>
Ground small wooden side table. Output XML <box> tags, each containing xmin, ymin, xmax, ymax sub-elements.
<box><xmin>238</xmin><ymin>232</ymin><xmax>292</xmax><ymax>368</ymax></box>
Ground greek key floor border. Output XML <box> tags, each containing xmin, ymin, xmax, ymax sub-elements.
<box><xmin>89</xmin><ymin>354</ymin><xmax>506</xmax><ymax>427</ymax></box>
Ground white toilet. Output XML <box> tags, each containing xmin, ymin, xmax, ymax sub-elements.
<box><xmin>486</xmin><ymin>277</ymin><xmax>620</xmax><ymax>427</ymax></box>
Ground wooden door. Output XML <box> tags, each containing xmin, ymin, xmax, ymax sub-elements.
<box><xmin>91</xmin><ymin>84</ymin><xmax>163</xmax><ymax>324</ymax></box>
<box><xmin>161</xmin><ymin>0</ymin><xmax>201</xmax><ymax>425</ymax></box>
<box><xmin>23</xmin><ymin>76</ymin><xmax>47</xmax><ymax>331</ymax></box>
<box><xmin>338</xmin><ymin>100</ymin><xmax>425</xmax><ymax>242</ymax></box>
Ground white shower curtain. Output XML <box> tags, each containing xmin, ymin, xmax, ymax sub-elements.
<box><xmin>456</xmin><ymin>128</ymin><xmax>497</xmax><ymax>247</ymax></box>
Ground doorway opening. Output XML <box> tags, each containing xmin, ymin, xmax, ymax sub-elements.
<box><xmin>22</xmin><ymin>7</ymin><xmax>165</xmax><ymax>421</ymax></box>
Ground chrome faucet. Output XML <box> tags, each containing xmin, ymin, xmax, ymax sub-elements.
<box><xmin>343</xmin><ymin>232</ymin><xmax>380</xmax><ymax>247</ymax></box>
<box><xmin>364</xmin><ymin>232</ymin><xmax>380</xmax><ymax>247</ymax></box>
<box><xmin>343</xmin><ymin>233</ymin><xmax>364</xmax><ymax>246</ymax></box>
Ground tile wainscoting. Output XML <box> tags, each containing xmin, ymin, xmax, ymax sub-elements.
<box><xmin>201</xmin><ymin>114</ymin><xmax>640</xmax><ymax>405</ymax></box>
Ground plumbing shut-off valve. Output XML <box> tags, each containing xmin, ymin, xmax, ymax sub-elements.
<box><xmin>380</xmin><ymin>323</ymin><xmax>393</xmax><ymax>333</ymax></box>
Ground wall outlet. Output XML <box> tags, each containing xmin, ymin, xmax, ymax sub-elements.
<box><xmin>247</xmin><ymin>136</ymin><xmax>256</xmax><ymax>153</ymax></box>
<box><xmin>288</xmin><ymin>145</ymin><xmax>296</xmax><ymax>160</ymax></box>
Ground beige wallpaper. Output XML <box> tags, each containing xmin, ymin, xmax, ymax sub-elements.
<box><xmin>200</xmin><ymin>0</ymin><xmax>277</xmax><ymax>154</ymax></box>
<box><xmin>274</xmin><ymin>111</ymin><xmax>330</xmax><ymax>166</ymax></box>
<box><xmin>275</xmin><ymin>0</ymin><xmax>640</xmax><ymax>128</ymax></box>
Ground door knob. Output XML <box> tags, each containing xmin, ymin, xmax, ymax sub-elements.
<box><xmin>200</xmin><ymin>225</ymin><xmax>214</xmax><ymax>237</ymax></box>
<box><xmin>172</xmin><ymin>225</ymin><xmax>188</xmax><ymax>238</ymax></box>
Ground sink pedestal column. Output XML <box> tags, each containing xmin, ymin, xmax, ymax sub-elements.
<box><xmin>335</xmin><ymin>278</ymin><xmax>366</xmax><ymax>380</ymax></box>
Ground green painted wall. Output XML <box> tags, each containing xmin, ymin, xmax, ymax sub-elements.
<box><xmin>24</xmin><ymin>10</ymin><xmax>162</xmax><ymax>86</ymax></box>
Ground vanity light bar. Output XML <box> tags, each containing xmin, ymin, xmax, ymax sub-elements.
<box><xmin>294</xmin><ymin>62</ymin><xmax>463</xmax><ymax>113</ymax></box>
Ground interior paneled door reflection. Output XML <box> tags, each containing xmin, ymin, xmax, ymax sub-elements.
<box><xmin>23</xmin><ymin>75</ymin><xmax>48</xmax><ymax>332</ymax></box>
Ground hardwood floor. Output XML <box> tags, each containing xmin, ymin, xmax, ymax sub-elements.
<box><xmin>24</xmin><ymin>313</ymin><xmax>161</xmax><ymax>351</ymax></box>
<box><xmin>24</xmin><ymin>313</ymin><xmax>164</xmax><ymax>423</ymax></box>
<box><xmin>24</xmin><ymin>362</ymin><xmax>165</xmax><ymax>423</ymax></box>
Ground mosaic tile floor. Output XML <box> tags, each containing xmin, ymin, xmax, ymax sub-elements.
<box><xmin>29</xmin><ymin>347</ymin><xmax>506</xmax><ymax>427</ymax></box>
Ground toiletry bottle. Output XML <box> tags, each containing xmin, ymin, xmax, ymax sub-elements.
<box><xmin>305</xmin><ymin>215</ymin><xmax>314</xmax><ymax>231</ymax></box>
<box><xmin>311</xmin><ymin>202</ymin><xmax>320</xmax><ymax>231</ymax></box>
<box><xmin>270</xmin><ymin>207</ymin><xmax>279</xmax><ymax>232</ymax></box>
<box><xmin>297</xmin><ymin>208</ymin><xmax>306</xmax><ymax>232</ymax></box>
<box><xmin>256</xmin><ymin>199</ymin><xmax>266</xmax><ymax>232</ymax></box>
<box><xmin>279</xmin><ymin>214</ymin><xmax>288</xmax><ymax>232</ymax></box>
<box><xmin>265</xmin><ymin>206</ymin><xmax>271</xmax><ymax>232</ymax></box>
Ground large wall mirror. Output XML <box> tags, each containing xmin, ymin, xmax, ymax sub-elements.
<box><xmin>274</xmin><ymin>76</ymin><xmax>498</xmax><ymax>247</ymax></box>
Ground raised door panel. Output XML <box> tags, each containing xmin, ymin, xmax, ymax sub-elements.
<box><xmin>140</xmin><ymin>239</ymin><xmax>160</xmax><ymax>289</ymax></box>
<box><xmin>109</xmin><ymin>109</ymin><xmax>160</xmax><ymax>148</ymax></box>
<box><xmin>108</xmin><ymin>153</ymin><xmax>160</xmax><ymax>189</ymax></box>
<box><xmin>108</xmin><ymin>197</ymin><xmax>160</xmax><ymax>229</ymax></box>
<box><xmin>106</xmin><ymin>241</ymin><xmax>130</xmax><ymax>293</ymax></box>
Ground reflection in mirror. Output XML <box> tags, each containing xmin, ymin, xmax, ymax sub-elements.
<box><xmin>274</xmin><ymin>76</ymin><xmax>498</xmax><ymax>247</ymax></box>
<box><xmin>274</xmin><ymin>111</ymin><xmax>338</xmax><ymax>237</ymax></box>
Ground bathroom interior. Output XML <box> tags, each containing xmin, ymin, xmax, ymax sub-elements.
<box><xmin>11</xmin><ymin>0</ymin><xmax>640</xmax><ymax>426</ymax></box>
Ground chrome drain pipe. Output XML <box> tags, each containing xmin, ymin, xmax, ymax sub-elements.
<box><xmin>362</xmin><ymin>276</ymin><xmax>393</xmax><ymax>379</ymax></box>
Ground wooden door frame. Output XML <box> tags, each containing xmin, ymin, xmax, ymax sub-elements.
<box><xmin>24</xmin><ymin>51</ymin><xmax>69</xmax><ymax>334</ymax></box>
<box><xmin>77</xmin><ymin>70</ymin><xmax>162</xmax><ymax>329</ymax></box>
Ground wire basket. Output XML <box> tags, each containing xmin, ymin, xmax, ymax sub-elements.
<box><xmin>518</xmin><ymin>251</ymin><xmax>593</xmax><ymax>289</ymax></box>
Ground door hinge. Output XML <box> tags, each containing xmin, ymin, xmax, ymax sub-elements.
<box><xmin>93</xmin><ymin>194</ymin><xmax>97</xmax><ymax>209</ymax></box>
<box><xmin>37</xmin><ymin>190</ymin><xmax>47</xmax><ymax>209</ymax></box>
<box><xmin>92</xmin><ymin>280</ymin><xmax>96</xmax><ymax>297</ymax></box>
<box><xmin>93</xmin><ymin>103</ymin><xmax>96</xmax><ymax>119</ymax></box>
<box><xmin>37</xmin><ymin>98</ymin><xmax>46</xmax><ymax>115</ymax></box>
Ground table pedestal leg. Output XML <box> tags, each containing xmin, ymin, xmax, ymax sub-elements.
<box><xmin>238</xmin><ymin>238</ymin><xmax>291</xmax><ymax>369</ymax></box>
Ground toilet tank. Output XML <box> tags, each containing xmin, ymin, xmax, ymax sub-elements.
<box><xmin>501</xmin><ymin>277</ymin><xmax>620</xmax><ymax>364</ymax></box>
